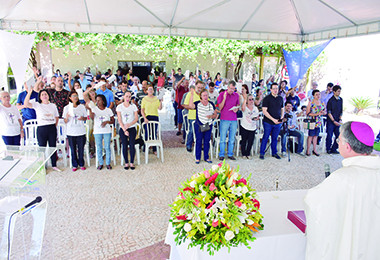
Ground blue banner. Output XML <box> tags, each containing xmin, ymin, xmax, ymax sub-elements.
<box><xmin>283</xmin><ymin>38</ymin><xmax>334</xmax><ymax>88</ymax></box>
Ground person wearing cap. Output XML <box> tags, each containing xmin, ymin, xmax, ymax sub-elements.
<box><xmin>304</xmin><ymin>121</ymin><xmax>380</xmax><ymax>260</ymax></box>
<box><xmin>95</xmin><ymin>78</ymin><xmax>114</xmax><ymax>109</ymax></box>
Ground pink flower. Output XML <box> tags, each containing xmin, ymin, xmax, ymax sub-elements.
<box><xmin>183</xmin><ymin>187</ymin><xmax>194</xmax><ymax>193</ymax></box>
<box><xmin>205</xmin><ymin>173</ymin><xmax>218</xmax><ymax>186</ymax></box>
<box><xmin>209</xmin><ymin>183</ymin><xmax>217</xmax><ymax>191</ymax></box>
<box><xmin>180</xmin><ymin>192</ymin><xmax>185</xmax><ymax>200</ymax></box>
<box><xmin>176</xmin><ymin>215</ymin><xmax>187</xmax><ymax>220</ymax></box>
<box><xmin>206</xmin><ymin>198</ymin><xmax>216</xmax><ymax>209</ymax></box>
<box><xmin>221</xmin><ymin>222</ymin><xmax>230</xmax><ymax>229</ymax></box>
<box><xmin>218</xmin><ymin>162</ymin><xmax>223</xmax><ymax>167</ymax></box>
<box><xmin>212</xmin><ymin>219</ymin><xmax>219</xmax><ymax>227</ymax></box>
<box><xmin>251</xmin><ymin>199</ymin><xmax>260</xmax><ymax>210</ymax></box>
<box><xmin>203</xmin><ymin>170</ymin><xmax>210</xmax><ymax>178</ymax></box>
<box><xmin>193</xmin><ymin>199</ymin><xmax>200</xmax><ymax>207</ymax></box>
<box><xmin>235</xmin><ymin>200</ymin><xmax>242</xmax><ymax>207</ymax></box>
<box><xmin>236</xmin><ymin>178</ymin><xmax>247</xmax><ymax>185</ymax></box>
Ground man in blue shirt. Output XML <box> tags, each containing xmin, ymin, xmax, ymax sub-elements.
<box><xmin>78</xmin><ymin>73</ymin><xmax>90</xmax><ymax>91</ymax></box>
<box><xmin>96</xmin><ymin>79</ymin><xmax>115</xmax><ymax>109</ymax></box>
<box><xmin>279</xmin><ymin>101</ymin><xmax>304</xmax><ymax>156</ymax></box>
<box><xmin>16</xmin><ymin>81</ymin><xmax>43</xmax><ymax>122</ymax></box>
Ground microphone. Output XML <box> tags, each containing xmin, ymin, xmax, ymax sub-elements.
<box><xmin>20</xmin><ymin>196</ymin><xmax>42</xmax><ymax>212</ymax></box>
<box><xmin>324</xmin><ymin>164</ymin><xmax>330</xmax><ymax>178</ymax></box>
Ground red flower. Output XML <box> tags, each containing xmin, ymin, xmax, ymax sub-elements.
<box><xmin>183</xmin><ymin>187</ymin><xmax>194</xmax><ymax>193</ymax></box>
<box><xmin>180</xmin><ymin>192</ymin><xmax>185</xmax><ymax>200</ymax></box>
<box><xmin>209</xmin><ymin>183</ymin><xmax>217</xmax><ymax>191</ymax></box>
<box><xmin>193</xmin><ymin>199</ymin><xmax>200</xmax><ymax>207</ymax></box>
<box><xmin>234</xmin><ymin>200</ymin><xmax>242</xmax><ymax>207</ymax></box>
<box><xmin>218</xmin><ymin>162</ymin><xmax>223</xmax><ymax>167</ymax></box>
<box><xmin>236</xmin><ymin>178</ymin><xmax>247</xmax><ymax>185</ymax></box>
<box><xmin>212</xmin><ymin>220</ymin><xmax>219</xmax><ymax>227</ymax></box>
<box><xmin>205</xmin><ymin>173</ymin><xmax>218</xmax><ymax>186</ymax></box>
<box><xmin>251</xmin><ymin>199</ymin><xmax>260</xmax><ymax>210</ymax></box>
<box><xmin>206</xmin><ymin>198</ymin><xmax>216</xmax><ymax>209</ymax></box>
<box><xmin>176</xmin><ymin>215</ymin><xmax>187</xmax><ymax>220</ymax></box>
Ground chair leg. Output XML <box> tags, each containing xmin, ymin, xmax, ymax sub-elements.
<box><xmin>136</xmin><ymin>144</ymin><xmax>140</xmax><ymax>165</ymax></box>
<box><xmin>120</xmin><ymin>149</ymin><xmax>124</xmax><ymax>166</ymax></box>
<box><xmin>86</xmin><ymin>145</ymin><xmax>90</xmax><ymax>167</ymax></box>
<box><xmin>160</xmin><ymin>145</ymin><xmax>164</xmax><ymax>163</ymax></box>
<box><xmin>209</xmin><ymin>140</ymin><xmax>213</xmax><ymax>160</ymax></box>
<box><xmin>112</xmin><ymin>146</ymin><xmax>116</xmax><ymax>166</ymax></box>
<box><xmin>145</xmin><ymin>145</ymin><xmax>149</xmax><ymax>164</ymax></box>
<box><xmin>116</xmin><ymin>139</ymin><xmax>120</xmax><ymax>155</ymax></box>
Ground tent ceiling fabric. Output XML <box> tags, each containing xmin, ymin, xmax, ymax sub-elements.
<box><xmin>1</xmin><ymin>0</ymin><xmax>380</xmax><ymax>42</ymax></box>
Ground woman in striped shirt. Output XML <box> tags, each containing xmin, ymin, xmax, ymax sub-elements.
<box><xmin>189</xmin><ymin>89</ymin><xmax>217</xmax><ymax>164</ymax></box>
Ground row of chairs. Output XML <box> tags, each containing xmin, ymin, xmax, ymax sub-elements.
<box><xmin>23</xmin><ymin>118</ymin><xmax>165</xmax><ymax>167</ymax></box>
<box><xmin>181</xmin><ymin>112</ymin><xmax>329</xmax><ymax>158</ymax></box>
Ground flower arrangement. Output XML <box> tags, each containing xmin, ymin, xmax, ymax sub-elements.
<box><xmin>169</xmin><ymin>161</ymin><xmax>263</xmax><ymax>255</ymax></box>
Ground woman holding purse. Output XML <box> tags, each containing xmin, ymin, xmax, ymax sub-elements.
<box><xmin>240</xmin><ymin>91</ymin><xmax>259</xmax><ymax>159</ymax></box>
<box><xmin>189</xmin><ymin>89</ymin><xmax>217</xmax><ymax>164</ymax></box>
<box><xmin>306</xmin><ymin>89</ymin><xmax>326</xmax><ymax>156</ymax></box>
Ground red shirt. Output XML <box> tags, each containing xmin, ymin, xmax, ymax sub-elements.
<box><xmin>157</xmin><ymin>76</ymin><xmax>165</xmax><ymax>87</ymax></box>
<box><xmin>175</xmin><ymin>85</ymin><xmax>188</xmax><ymax>109</ymax></box>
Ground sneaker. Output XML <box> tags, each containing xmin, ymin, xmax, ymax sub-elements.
<box><xmin>176</xmin><ymin>131</ymin><xmax>181</xmax><ymax>136</ymax></box>
<box><xmin>281</xmin><ymin>152</ymin><xmax>287</xmax><ymax>157</ymax></box>
<box><xmin>330</xmin><ymin>150</ymin><xmax>339</xmax><ymax>154</ymax></box>
<box><xmin>219</xmin><ymin>156</ymin><xmax>225</xmax><ymax>161</ymax></box>
<box><xmin>186</xmin><ymin>147</ymin><xmax>192</xmax><ymax>153</ymax></box>
<box><xmin>228</xmin><ymin>156</ymin><xmax>236</xmax><ymax>160</ymax></box>
<box><xmin>272</xmin><ymin>154</ymin><xmax>281</xmax><ymax>159</ymax></box>
<box><xmin>80</xmin><ymin>167</ymin><xmax>86</xmax><ymax>170</ymax></box>
<box><xmin>52</xmin><ymin>167</ymin><xmax>62</xmax><ymax>172</ymax></box>
<box><xmin>296</xmin><ymin>152</ymin><xmax>306</xmax><ymax>157</ymax></box>
<box><xmin>259</xmin><ymin>155</ymin><xmax>264</xmax><ymax>160</ymax></box>
<box><xmin>72</xmin><ymin>167</ymin><xmax>78</xmax><ymax>172</ymax></box>
<box><xmin>97</xmin><ymin>165</ymin><xmax>103</xmax><ymax>170</ymax></box>
<box><xmin>106</xmin><ymin>165</ymin><xmax>112</xmax><ymax>170</ymax></box>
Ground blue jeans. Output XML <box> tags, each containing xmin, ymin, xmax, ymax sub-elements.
<box><xmin>280</xmin><ymin>129</ymin><xmax>304</xmax><ymax>153</ymax></box>
<box><xmin>186</xmin><ymin>119</ymin><xmax>195</xmax><ymax>150</ymax></box>
<box><xmin>194</xmin><ymin>123</ymin><xmax>212</xmax><ymax>161</ymax></box>
<box><xmin>2</xmin><ymin>135</ymin><xmax>21</xmax><ymax>146</ymax></box>
<box><xmin>94</xmin><ymin>133</ymin><xmax>112</xmax><ymax>166</ymax></box>
<box><xmin>260</xmin><ymin>122</ymin><xmax>282</xmax><ymax>156</ymax></box>
<box><xmin>219</xmin><ymin>120</ymin><xmax>238</xmax><ymax>157</ymax></box>
<box><xmin>326</xmin><ymin>121</ymin><xmax>340</xmax><ymax>152</ymax></box>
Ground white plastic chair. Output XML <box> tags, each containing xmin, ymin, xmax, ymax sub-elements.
<box><xmin>120</xmin><ymin>123</ymin><xmax>141</xmax><ymax>166</ymax></box>
<box><xmin>192</xmin><ymin>121</ymin><xmax>213</xmax><ymax>160</ymax></box>
<box><xmin>234</xmin><ymin>118</ymin><xmax>242</xmax><ymax>157</ymax></box>
<box><xmin>56</xmin><ymin>122</ymin><xmax>67</xmax><ymax>167</ymax></box>
<box><xmin>297</xmin><ymin>116</ymin><xmax>308</xmax><ymax>152</ymax></box>
<box><xmin>113</xmin><ymin>116</ymin><xmax>121</xmax><ymax>155</ymax></box>
<box><xmin>24</xmin><ymin>119</ymin><xmax>38</xmax><ymax>146</ymax></box>
<box><xmin>141</xmin><ymin>121</ymin><xmax>164</xmax><ymax>164</ymax></box>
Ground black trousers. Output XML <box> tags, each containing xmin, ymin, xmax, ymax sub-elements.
<box><xmin>68</xmin><ymin>135</ymin><xmax>86</xmax><ymax>168</ymax></box>
<box><xmin>119</xmin><ymin>127</ymin><xmax>137</xmax><ymax>164</ymax></box>
<box><xmin>240</xmin><ymin>126</ymin><xmax>256</xmax><ymax>156</ymax></box>
<box><xmin>37</xmin><ymin>124</ymin><xmax>57</xmax><ymax>167</ymax></box>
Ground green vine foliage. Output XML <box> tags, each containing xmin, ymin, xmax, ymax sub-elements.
<box><xmin>16</xmin><ymin>31</ymin><xmax>316</xmax><ymax>65</ymax></box>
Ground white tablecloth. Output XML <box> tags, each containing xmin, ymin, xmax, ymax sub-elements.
<box><xmin>165</xmin><ymin>189</ymin><xmax>307</xmax><ymax>260</ymax></box>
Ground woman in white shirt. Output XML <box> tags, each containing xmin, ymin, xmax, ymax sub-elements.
<box><xmin>240</xmin><ymin>92</ymin><xmax>259</xmax><ymax>159</ymax></box>
<box><xmin>116</xmin><ymin>91</ymin><xmax>138</xmax><ymax>170</ymax></box>
<box><xmin>24</xmin><ymin>80</ymin><xmax>60</xmax><ymax>171</ymax></box>
<box><xmin>63</xmin><ymin>91</ymin><xmax>88</xmax><ymax>171</ymax></box>
<box><xmin>0</xmin><ymin>91</ymin><xmax>23</xmax><ymax>145</ymax></box>
<box><xmin>88</xmin><ymin>94</ymin><xmax>114</xmax><ymax>170</ymax></box>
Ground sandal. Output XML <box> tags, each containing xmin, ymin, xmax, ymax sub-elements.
<box><xmin>312</xmin><ymin>151</ymin><xmax>320</xmax><ymax>157</ymax></box>
<box><xmin>205</xmin><ymin>160</ymin><xmax>213</xmax><ymax>164</ymax></box>
<box><xmin>195</xmin><ymin>160</ymin><xmax>200</xmax><ymax>164</ymax></box>
<box><xmin>124</xmin><ymin>164</ymin><xmax>129</xmax><ymax>170</ymax></box>
<box><xmin>130</xmin><ymin>164</ymin><xmax>135</xmax><ymax>170</ymax></box>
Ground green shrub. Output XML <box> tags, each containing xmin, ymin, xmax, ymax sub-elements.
<box><xmin>349</xmin><ymin>97</ymin><xmax>374</xmax><ymax>114</ymax></box>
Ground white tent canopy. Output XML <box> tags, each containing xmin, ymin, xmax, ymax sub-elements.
<box><xmin>1</xmin><ymin>0</ymin><xmax>380</xmax><ymax>42</ymax></box>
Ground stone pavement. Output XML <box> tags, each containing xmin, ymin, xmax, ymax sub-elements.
<box><xmin>35</xmin><ymin>143</ymin><xmax>343</xmax><ymax>260</ymax></box>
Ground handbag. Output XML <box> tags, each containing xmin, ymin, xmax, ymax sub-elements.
<box><xmin>199</xmin><ymin>123</ymin><xmax>211</xmax><ymax>132</ymax></box>
<box><xmin>303</xmin><ymin>117</ymin><xmax>316</xmax><ymax>130</ymax></box>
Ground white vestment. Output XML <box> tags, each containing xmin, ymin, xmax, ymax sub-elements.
<box><xmin>304</xmin><ymin>155</ymin><xmax>380</xmax><ymax>260</ymax></box>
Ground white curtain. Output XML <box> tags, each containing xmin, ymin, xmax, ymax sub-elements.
<box><xmin>0</xmin><ymin>31</ymin><xmax>36</xmax><ymax>93</ymax></box>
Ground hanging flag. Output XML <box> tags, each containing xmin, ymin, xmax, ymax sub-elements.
<box><xmin>283</xmin><ymin>38</ymin><xmax>334</xmax><ymax>88</ymax></box>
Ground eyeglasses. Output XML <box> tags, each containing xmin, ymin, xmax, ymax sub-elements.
<box><xmin>71</xmin><ymin>95</ymin><xmax>78</xmax><ymax>97</ymax></box>
<box><xmin>248</xmin><ymin>99</ymin><xmax>254</xmax><ymax>101</ymax></box>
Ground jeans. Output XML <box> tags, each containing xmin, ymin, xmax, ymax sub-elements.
<box><xmin>194</xmin><ymin>123</ymin><xmax>212</xmax><ymax>161</ymax></box>
<box><xmin>94</xmin><ymin>133</ymin><xmax>112</xmax><ymax>166</ymax></box>
<box><xmin>186</xmin><ymin>119</ymin><xmax>195</xmax><ymax>150</ymax></box>
<box><xmin>326</xmin><ymin>121</ymin><xmax>340</xmax><ymax>152</ymax></box>
<box><xmin>259</xmin><ymin>122</ymin><xmax>282</xmax><ymax>156</ymax></box>
<box><xmin>280</xmin><ymin>129</ymin><xmax>304</xmax><ymax>153</ymax></box>
<box><xmin>67</xmin><ymin>135</ymin><xmax>86</xmax><ymax>168</ymax></box>
<box><xmin>240</xmin><ymin>126</ymin><xmax>256</xmax><ymax>156</ymax></box>
<box><xmin>119</xmin><ymin>127</ymin><xmax>137</xmax><ymax>164</ymax></box>
<box><xmin>2</xmin><ymin>135</ymin><xmax>21</xmax><ymax>146</ymax></box>
<box><xmin>177</xmin><ymin>108</ymin><xmax>183</xmax><ymax>124</ymax></box>
<box><xmin>219</xmin><ymin>120</ymin><xmax>238</xmax><ymax>157</ymax></box>
<box><xmin>173</xmin><ymin>101</ymin><xmax>178</xmax><ymax>126</ymax></box>
<box><xmin>37</xmin><ymin>124</ymin><xmax>57</xmax><ymax>167</ymax></box>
